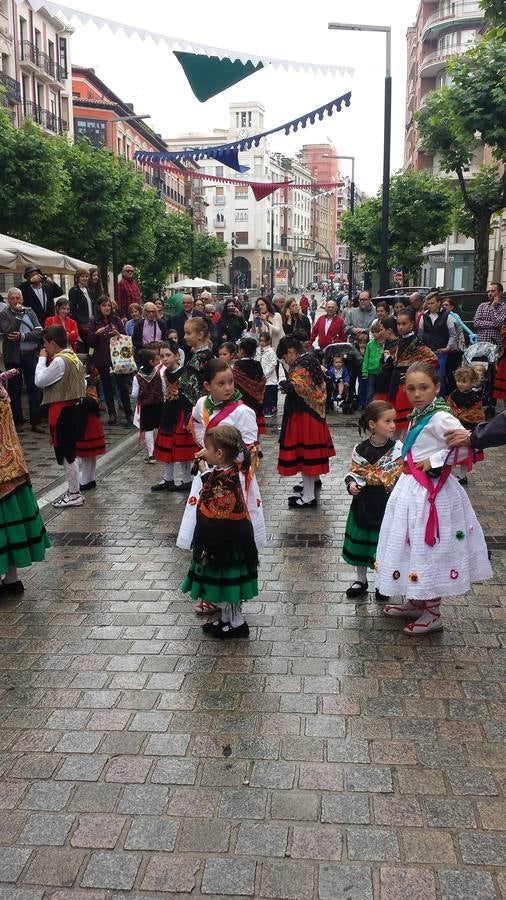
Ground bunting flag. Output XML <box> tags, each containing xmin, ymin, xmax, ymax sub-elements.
<box><xmin>174</xmin><ymin>51</ymin><xmax>264</xmax><ymax>103</ymax></box>
<box><xmin>30</xmin><ymin>2</ymin><xmax>354</xmax><ymax>80</ymax></box>
<box><xmin>140</xmin><ymin>161</ymin><xmax>343</xmax><ymax>201</ymax></box>
<box><xmin>134</xmin><ymin>92</ymin><xmax>351</xmax><ymax>172</ymax></box>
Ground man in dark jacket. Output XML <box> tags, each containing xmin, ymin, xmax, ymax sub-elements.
<box><xmin>132</xmin><ymin>302</ymin><xmax>168</xmax><ymax>353</ymax></box>
<box><xmin>69</xmin><ymin>269</ymin><xmax>94</xmax><ymax>345</ymax></box>
<box><xmin>169</xmin><ymin>293</ymin><xmax>195</xmax><ymax>359</ymax></box>
<box><xmin>18</xmin><ymin>267</ymin><xmax>63</xmax><ymax>324</ymax></box>
<box><xmin>0</xmin><ymin>287</ymin><xmax>43</xmax><ymax>432</ymax></box>
<box><xmin>446</xmin><ymin>412</ymin><xmax>506</xmax><ymax>451</ymax></box>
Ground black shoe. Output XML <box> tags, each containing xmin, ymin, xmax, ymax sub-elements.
<box><xmin>151</xmin><ymin>480</ymin><xmax>175</xmax><ymax>492</ymax></box>
<box><xmin>0</xmin><ymin>580</ymin><xmax>24</xmax><ymax>597</ymax></box>
<box><xmin>346</xmin><ymin>581</ymin><xmax>368</xmax><ymax>598</ymax></box>
<box><xmin>202</xmin><ymin>619</ymin><xmax>222</xmax><ymax>634</ymax></box>
<box><xmin>213</xmin><ymin>621</ymin><xmax>250</xmax><ymax>640</ymax></box>
<box><xmin>288</xmin><ymin>496</ymin><xmax>317</xmax><ymax>509</ymax></box>
<box><xmin>375</xmin><ymin>588</ymin><xmax>389</xmax><ymax>603</ymax></box>
<box><xmin>172</xmin><ymin>481</ymin><xmax>192</xmax><ymax>492</ymax></box>
<box><xmin>293</xmin><ymin>478</ymin><xmax>322</xmax><ymax>493</ymax></box>
<box><xmin>80</xmin><ymin>481</ymin><xmax>96</xmax><ymax>491</ymax></box>
<box><xmin>458</xmin><ymin>476</ymin><xmax>468</xmax><ymax>486</ymax></box>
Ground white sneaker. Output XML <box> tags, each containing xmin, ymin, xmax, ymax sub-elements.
<box><xmin>383</xmin><ymin>599</ymin><xmax>420</xmax><ymax>618</ymax></box>
<box><xmin>52</xmin><ymin>491</ymin><xmax>84</xmax><ymax>509</ymax></box>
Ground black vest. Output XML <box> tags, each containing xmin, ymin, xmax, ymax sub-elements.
<box><xmin>422</xmin><ymin>310</ymin><xmax>450</xmax><ymax>350</ymax></box>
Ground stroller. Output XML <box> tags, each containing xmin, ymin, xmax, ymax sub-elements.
<box><xmin>462</xmin><ymin>341</ymin><xmax>498</xmax><ymax>418</ymax></box>
<box><xmin>322</xmin><ymin>342</ymin><xmax>362</xmax><ymax>413</ymax></box>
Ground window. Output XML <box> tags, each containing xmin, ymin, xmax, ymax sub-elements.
<box><xmin>215</xmin><ymin>166</ymin><xmax>223</xmax><ymax>176</ymax></box>
<box><xmin>235</xmin><ymin>231</ymin><xmax>248</xmax><ymax>244</ymax></box>
<box><xmin>58</xmin><ymin>37</ymin><xmax>68</xmax><ymax>78</ymax></box>
<box><xmin>214</xmin><ymin>186</ymin><xmax>225</xmax><ymax>205</ymax></box>
<box><xmin>235</xmin><ymin>210</ymin><xmax>248</xmax><ymax>222</ymax></box>
<box><xmin>235</xmin><ymin>186</ymin><xmax>248</xmax><ymax>200</ymax></box>
<box><xmin>75</xmin><ymin>117</ymin><xmax>107</xmax><ymax>148</ymax></box>
<box><xmin>216</xmin><ymin>232</ymin><xmax>225</xmax><ymax>241</ymax></box>
<box><xmin>241</xmin><ymin>111</ymin><xmax>247</xmax><ymax>127</ymax></box>
<box><xmin>248</xmin><ymin>111</ymin><xmax>252</xmax><ymax>127</ymax></box>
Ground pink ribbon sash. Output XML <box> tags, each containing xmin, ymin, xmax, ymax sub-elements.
<box><xmin>205</xmin><ymin>400</ymin><xmax>242</xmax><ymax>433</ymax></box>
<box><xmin>406</xmin><ymin>451</ymin><xmax>451</xmax><ymax>546</ymax></box>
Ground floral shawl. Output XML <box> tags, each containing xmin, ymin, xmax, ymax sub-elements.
<box><xmin>287</xmin><ymin>351</ymin><xmax>327</xmax><ymax>421</ymax></box>
<box><xmin>0</xmin><ymin>397</ymin><xmax>30</xmax><ymax>501</ymax></box>
<box><xmin>349</xmin><ymin>442</ymin><xmax>403</xmax><ymax>491</ymax></box>
<box><xmin>177</xmin><ymin>348</ymin><xmax>214</xmax><ymax>410</ymax></box>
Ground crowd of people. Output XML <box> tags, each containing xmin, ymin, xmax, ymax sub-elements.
<box><xmin>0</xmin><ymin>268</ymin><xmax>505</xmax><ymax>641</ymax></box>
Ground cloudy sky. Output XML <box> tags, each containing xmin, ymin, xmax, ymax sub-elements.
<box><xmin>69</xmin><ymin>0</ymin><xmax>420</xmax><ymax>195</ymax></box>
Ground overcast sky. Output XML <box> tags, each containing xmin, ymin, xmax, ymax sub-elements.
<box><xmin>70</xmin><ymin>0</ymin><xmax>420</xmax><ymax>195</ymax></box>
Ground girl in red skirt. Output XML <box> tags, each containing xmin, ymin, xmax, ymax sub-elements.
<box><xmin>493</xmin><ymin>323</ymin><xmax>506</xmax><ymax>401</ymax></box>
<box><xmin>276</xmin><ymin>335</ymin><xmax>335</xmax><ymax>508</ymax></box>
<box><xmin>76</xmin><ymin>363</ymin><xmax>106</xmax><ymax>491</ymax></box>
<box><xmin>388</xmin><ymin>309</ymin><xmax>436</xmax><ymax>433</ymax></box>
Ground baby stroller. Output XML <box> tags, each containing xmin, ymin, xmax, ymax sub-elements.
<box><xmin>323</xmin><ymin>342</ymin><xmax>362</xmax><ymax>413</ymax></box>
<box><xmin>462</xmin><ymin>341</ymin><xmax>498</xmax><ymax>418</ymax></box>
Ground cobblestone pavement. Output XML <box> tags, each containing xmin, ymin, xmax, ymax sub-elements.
<box><xmin>0</xmin><ymin>414</ymin><xmax>505</xmax><ymax>899</ymax></box>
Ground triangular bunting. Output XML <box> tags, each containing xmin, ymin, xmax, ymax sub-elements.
<box><xmin>174</xmin><ymin>51</ymin><xmax>264</xmax><ymax>102</ymax></box>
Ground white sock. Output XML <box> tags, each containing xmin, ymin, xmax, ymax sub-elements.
<box><xmin>164</xmin><ymin>462</ymin><xmax>174</xmax><ymax>482</ymax></box>
<box><xmin>301</xmin><ymin>474</ymin><xmax>316</xmax><ymax>503</ymax></box>
<box><xmin>79</xmin><ymin>457</ymin><xmax>96</xmax><ymax>484</ymax></box>
<box><xmin>64</xmin><ymin>459</ymin><xmax>80</xmax><ymax>495</ymax></box>
<box><xmin>145</xmin><ymin>431</ymin><xmax>155</xmax><ymax>457</ymax></box>
<box><xmin>180</xmin><ymin>461</ymin><xmax>191</xmax><ymax>483</ymax></box>
<box><xmin>229</xmin><ymin>606</ymin><xmax>245</xmax><ymax>627</ymax></box>
<box><xmin>4</xmin><ymin>566</ymin><xmax>18</xmax><ymax>585</ymax></box>
<box><xmin>217</xmin><ymin>602</ymin><xmax>231</xmax><ymax>623</ymax></box>
<box><xmin>356</xmin><ymin>565</ymin><xmax>367</xmax><ymax>584</ymax></box>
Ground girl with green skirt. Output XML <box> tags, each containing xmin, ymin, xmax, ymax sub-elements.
<box><xmin>181</xmin><ymin>424</ymin><xmax>258</xmax><ymax>639</ymax></box>
<box><xmin>342</xmin><ymin>401</ymin><xmax>403</xmax><ymax>602</ymax></box>
<box><xmin>0</xmin><ymin>371</ymin><xmax>50</xmax><ymax>597</ymax></box>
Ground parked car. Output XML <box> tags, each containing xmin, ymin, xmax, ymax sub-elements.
<box><xmin>383</xmin><ymin>286</ymin><xmax>433</xmax><ymax>297</ymax></box>
<box><xmin>438</xmin><ymin>290</ymin><xmax>487</xmax><ymax>329</ymax></box>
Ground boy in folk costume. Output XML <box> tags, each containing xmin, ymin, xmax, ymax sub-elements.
<box><xmin>132</xmin><ymin>349</ymin><xmax>164</xmax><ymax>463</ymax></box>
<box><xmin>34</xmin><ymin>325</ymin><xmax>87</xmax><ymax>509</ymax></box>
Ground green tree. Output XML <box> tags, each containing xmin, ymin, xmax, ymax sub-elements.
<box><xmin>480</xmin><ymin>0</ymin><xmax>506</xmax><ymax>29</ymax></box>
<box><xmin>134</xmin><ymin>211</ymin><xmax>192</xmax><ymax>297</ymax></box>
<box><xmin>416</xmin><ymin>32</ymin><xmax>506</xmax><ymax>289</ymax></box>
<box><xmin>0</xmin><ymin>107</ymin><xmax>68</xmax><ymax>240</ymax></box>
<box><xmin>191</xmin><ymin>232</ymin><xmax>228</xmax><ymax>279</ymax></box>
<box><xmin>341</xmin><ymin>169</ymin><xmax>454</xmax><ymax>282</ymax></box>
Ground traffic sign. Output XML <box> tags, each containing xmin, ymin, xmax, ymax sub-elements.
<box><xmin>328</xmin><ymin>272</ymin><xmax>335</xmax><ymax>280</ymax></box>
<box><xmin>393</xmin><ymin>271</ymin><xmax>403</xmax><ymax>284</ymax></box>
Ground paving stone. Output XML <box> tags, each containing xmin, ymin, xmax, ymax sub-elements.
<box><xmin>250</xmin><ymin>761</ymin><xmax>296</xmax><ymax>789</ymax></box>
<box><xmin>281</xmin><ymin>737</ymin><xmax>324</xmax><ymax>761</ymax></box>
<box><xmin>347</xmin><ymin>827</ymin><xmax>400</xmax><ymax>862</ymax></box>
<box><xmin>81</xmin><ymin>851</ymin><xmax>142</xmax><ymax>890</ymax></box>
<box><xmin>346</xmin><ymin>766</ymin><xmax>393</xmax><ymax>793</ymax></box>
<box><xmin>235</xmin><ymin>822</ymin><xmax>288</xmax><ymax>858</ymax></box>
<box><xmin>128</xmin><ymin>711</ymin><xmax>173</xmax><ymax>732</ymax></box>
<box><xmin>304</xmin><ymin>715</ymin><xmax>346</xmax><ymax>738</ymax></box>
<box><xmin>477</xmin><ymin>799</ymin><xmax>506</xmax><ymax>830</ymax></box>
<box><xmin>69</xmin><ymin>784</ymin><xmax>122</xmax><ymax>813</ymax></box>
<box><xmin>0</xmin><ymin>847</ymin><xmax>32</xmax><ymax>881</ymax></box>
<box><xmin>318</xmin><ymin>863</ymin><xmax>373</xmax><ymax>900</ymax></box>
<box><xmin>448</xmin><ymin>769</ymin><xmax>498</xmax><ymax>796</ymax></box>
<box><xmin>402</xmin><ymin>829</ymin><xmax>457</xmax><ymax>865</ymax></box>
<box><xmin>179</xmin><ymin>819</ymin><xmax>231</xmax><ymax>853</ymax></box>
<box><xmin>143</xmin><ymin>733</ymin><xmax>191</xmax><ymax>756</ymax></box>
<box><xmin>123</xmin><ymin>816</ymin><xmax>179</xmax><ymax>851</ymax></box>
<box><xmin>117</xmin><ymin>785</ymin><xmax>169</xmax><ymax>814</ymax></box>
<box><xmin>321</xmin><ymin>794</ymin><xmax>370</xmax><ymax>824</ymax></box>
<box><xmin>201</xmin><ymin>858</ymin><xmax>256</xmax><ymax>896</ymax></box>
<box><xmin>200</xmin><ymin>759</ymin><xmax>248</xmax><ymax>787</ymax></box>
<box><xmin>0</xmin><ymin>889</ymin><xmax>45</xmax><ymax>900</ymax></box>
<box><xmin>19</xmin><ymin>813</ymin><xmax>75</xmax><ymax>846</ymax></box>
<box><xmin>168</xmin><ymin>788</ymin><xmax>220</xmax><ymax>818</ymax></box>
<box><xmin>0</xmin><ymin>810</ymin><xmax>28</xmax><ymax>845</ymax></box>
<box><xmin>140</xmin><ymin>855</ymin><xmax>200</xmax><ymax>892</ymax></box>
<box><xmin>438</xmin><ymin>869</ymin><xmax>499</xmax><ymax>900</ymax></box>
<box><xmin>380</xmin><ymin>866</ymin><xmax>437</xmax><ymax>900</ymax></box>
<box><xmin>290</xmin><ymin>825</ymin><xmax>343</xmax><ymax>861</ymax></box>
<box><xmin>373</xmin><ymin>796</ymin><xmax>423</xmax><ymax>827</ymax></box>
<box><xmin>104</xmin><ymin>756</ymin><xmax>152</xmax><ymax>783</ymax></box>
<box><xmin>55</xmin><ymin>733</ymin><xmax>103</xmax><ymax>754</ymax></box>
<box><xmin>70</xmin><ymin>814</ymin><xmax>126</xmax><ymax>848</ymax></box>
<box><xmin>219</xmin><ymin>789</ymin><xmax>267</xmax><ymax>820</ymax></box>
<box><xmin>151</xmin><ymin>758</ymin><xmax>199</xmax><ymax>785</ymax></box>
<box><xmin>260</xmin><ymin>860</ymin><xmax>314</xmax><ymax>899</ymax></box>
<box><xmin>23</xmin><ymin>848</ymin><xmax>85</xmax><ymax>887</ymax></box>
<box><xmin>326</xmin><ymin>739</ymin><xmax>370</xmax><ymax>764</ymax></box>
<box><xmin>458</xmin><ymin>831</ymin><xmax>506</xmax><ymax>865</ymax></box>
<box><xmin>56</xmin><ymin>755</ymin><xmax>108</xmax><ymax>782</ymax></box>
<box><xmin>270</xmin><ymin>790</ymin><xmax>319</xmax><ymax>822</ymax></box>
<box><xmin>298</xmin><ymin>763</ymin><xmax>344</xmax><ymax>791</ymax></box>
<box><xmin>20</xmin><ymin>781</ymin><xmax>73</xmax><ymax>811</ymax></box>
<box><xmin>425</xmin><ymin>798</ymin><xmax>476</xmax><ymax>828</ymax></box>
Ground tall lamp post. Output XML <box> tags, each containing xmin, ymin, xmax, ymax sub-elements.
<box><xmin>323</xmin><ymin>153</ymin><xmax>355</xmax><ymax>295</ymax></box>
<box><xmin>328</xmin><ymin>22</ymin><xmax>391</xmax><ymax>293</ymax></box>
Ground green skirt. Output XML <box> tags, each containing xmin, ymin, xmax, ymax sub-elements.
<box><xmin>342</xmin><ymin>506</ymin><xmax>378</xmax><ymax>569</ymax></box>
<box><xmin>0</xmin><ymin>483</ymin><xmax>51</xmax><ymax>575</ymax></box>
<box><xmin>181</xmin><ymin>558</ymin><xmax>258</xmax><ymax>605</ymax></box>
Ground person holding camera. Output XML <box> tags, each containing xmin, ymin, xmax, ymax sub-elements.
<box><xmin>0</xmin><ymin>288</ymin><xmax>43</xmax><ymax>433</ymax></box>
<box><xmin>18</xmin><ymin>267</ymin><xmax>63</xmax><ymax>325</ymax></box>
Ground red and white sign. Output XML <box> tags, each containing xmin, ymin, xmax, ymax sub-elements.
<box><xmin>275</xmin><ymin>268</ymin><xmax>289</xmax><ymax>286</ymax></box>
<box><xmin>393</xmin><ymin>271</ymin><xmax>403</xmax><ymax>284</ymax></box>
<box><xmin>328</xmin><ymin>272</ymin><xmax>335</xmax><ymax>280</ymax></box>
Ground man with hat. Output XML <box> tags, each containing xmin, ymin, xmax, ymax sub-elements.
<box><xmin>18</xmin><ymin>267</ymin><xmax>63</xmax><ymax>325</ymax></box>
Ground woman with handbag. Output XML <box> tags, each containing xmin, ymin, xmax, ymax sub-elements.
<box><xmin>87</xmin><ymin>296</ymin><xmax>133</xmax><ymax>426</ymax></box>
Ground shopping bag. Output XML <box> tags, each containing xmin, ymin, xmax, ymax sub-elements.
<box><xmin>110</xmin><ymin>334</ymin><xmax>137</xmax><ymax>375</ymax></box>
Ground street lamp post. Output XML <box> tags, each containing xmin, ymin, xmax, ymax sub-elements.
<box><xmin>328</xmin><ymin>22</ymin><xmax>391</xmax><ymax>293</ymax></box>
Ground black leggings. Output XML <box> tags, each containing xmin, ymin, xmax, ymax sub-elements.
<box><xmin>98</xmin><ymin>367</ymin><xmax>132</xmax><ymax>419</ymax></box>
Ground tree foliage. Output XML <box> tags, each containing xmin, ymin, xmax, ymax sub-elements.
<box><xmin>480</xmin><ymin>0</ymin><xmax>506</xmax><ymax>29</ymax></box>
<box><xmin>341</xmin><ymin>169</ymin><xmax>454</xmax><ymax>280</ymax></box>
<box><xmin>416</xmin><ymin>30</ymin><xmax>506</xmax><ymax>289</ymax></box>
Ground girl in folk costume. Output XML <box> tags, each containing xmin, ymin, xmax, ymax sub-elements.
<box><xmin>0</xmin><ymin>370</ymin><xmax>50</xmax><ymax>597</ymax></box>
<box><xmin>179</xmin><ymin>316</ymin><xmax>214</xmax><ymax>408</ymax></box>
<box><xmin>492</xmin><ymin>322</ymin><xmax>506</xmax><ymax>401</ymax></box>
<box><xmin>388</xmin><ymin>308</ymin><xmax>437</xmax><ymax>432</ymax></box>
<box><xmin>276</xmin><ymin>335</ymin><xmax>336</xmax><ymax>509</ymax></box>
<box><xmin>132</xmin><ymin>349</ymin><xmax>164</xmax><ymax>464</ymax></box>
<box><xmin>376</xmin><ymin>362</ymin><xmax>492</xmax><ymax>635</ymax></box>
<box><xmin>343</xmin><ymin>401</ymin><xmax>403</xmax><ymax>601</ymax></box>
<box><xmin>152</xmin><ymin>341</ymin><xmax>200</xmax><ymax>492</ymax></box>
<box><xmin>34</xmin><ymin>325</ymin><xmax>87</xmax><ymax>509</ymax></box>
<box><xmin>177</xmin><ymin>358</ymin><xmax>266</xmax><ymax>614</ymax></box>
<box><xmin>181</xmin><ymin>425</ymin><xmax>258</xmax><ymax>640</ymax></box>
<box><xmin>75</xmin><ymin>360</ymin><xmax>106</xmax><ymax>492</ymax></box>
<box><xmin>233</xmin><ymin>337</ymin><xmax>267</xmax><ymax>436</ymax></box>
<box><xmin>447</xmin><ymin>366</ymin><xmax>486</xmax><ymax>487</ymax></box>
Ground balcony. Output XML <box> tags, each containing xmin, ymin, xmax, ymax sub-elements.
<box><xmin>213</xmin><ymin>217</ymin><xmax>226</xmax><ymax>227</ymax></box>
<box><xmin>22</xmin><ymin>99</ymin><xmax>68</xmax><ymax>134</ymax></box>
<box><xmin>0</xmin><ymin>71</ymin><xmax>21</xmax><ymax>105</ymax></box>
<box><xmin>419</xmin><ymin>42</ymin><xmax>471</xmax><ymax>77</ymax></box>
<box><xmin>18</xmin><ymin>41</ymin><xmax>66</xmax><ymax>84</ymax></box>
<box><xmin>422</xmin><ymin>1</ymin><xmax>484</xmax><ymax>40</ymax></box>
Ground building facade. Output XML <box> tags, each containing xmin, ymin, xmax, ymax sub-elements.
<box><xmin>72</xmin><ymin>66</ymin><xmax>185</xmax><ymax>214</ymax></box>
<box><xmin>405</xmin><ymin>0</ymin><xmax>486</xmax><ymax>289</ymax></box>
<box><xmin>0</xmin><ymin>0</ymin><xmax>73</xmax><ymax>135</ymax></box>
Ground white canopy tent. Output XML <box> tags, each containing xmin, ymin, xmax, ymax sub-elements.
<box><xmin>168</xmin><ymin>277</ymin><xmax>223</xmax><ymax>289</ymax></box>
<box><xmin>0</xmin><ymin>233</ymin><xmax>95</xmax><ymax>275</ymax></box>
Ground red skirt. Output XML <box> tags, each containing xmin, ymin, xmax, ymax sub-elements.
<box><xmin>256</xmin><ymin>412</ymin><xmax>266</xmax><ymax>436</ymax></box>
<box><xmin>75</xmin><ymin>414</ymin><xmax>106</xmax><ymax>458</ymax></box>
<box><xmin>278</xmin><ymin>411</ymin><xmax>335</xmax><ymax>477</ymax></box>
<box><xmin>374</xmin><ymin>392</ymin><xmax>388</xmax><ymax>402</ymax></box>
<box><xmin>393</xmin><ymin>384</ymin><xmax>413</xmax><ymax>431</ymax></box>
<box><xmin>493</xmin><ymin>357</ymin><xmax>506</xmax><ymax>399</ymax></box>
<box><xmin>154</xmin><ymin>409</ymin><xmax>198</xmax><ymax>463</ymax></box>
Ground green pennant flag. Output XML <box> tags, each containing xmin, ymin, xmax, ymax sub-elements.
<box><xmin>174</xmin><ymin>51</ymin><xmax>264</xmax><ymax>102</ymax></box>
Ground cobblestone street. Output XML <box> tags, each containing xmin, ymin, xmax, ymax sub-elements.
<box><xmin>0</xmin><ymin>418</ymin><xmax>504</xmax><ymax>899</ymax></box>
